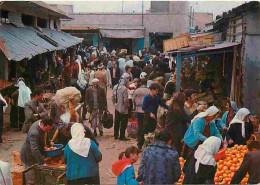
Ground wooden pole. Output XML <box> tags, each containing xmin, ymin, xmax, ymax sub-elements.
<box><xmin>176</xmin><ymin>53</ymin><xmax>181</xmax><ymax>92</ymax></box>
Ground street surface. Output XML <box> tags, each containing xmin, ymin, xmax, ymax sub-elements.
<box><xmin>0</xmin><ymin>88</ymin><xmax>140</xmax><ymax>184</ymax></box>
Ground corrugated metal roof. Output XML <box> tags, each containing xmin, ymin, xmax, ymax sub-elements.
<box><xmin>166</xmin><ymin>41</ymin><xmax>240</xmax><ymax>54</ymax></box>
<box><xmin>0</xmin><ymin>24</ymin><xmax>81</xmax><ymax>61</ymax></box>
<box><xmin>198</xmin><ymin>41</ymin><xmax>240</xmax><ymax>51</ymax></box>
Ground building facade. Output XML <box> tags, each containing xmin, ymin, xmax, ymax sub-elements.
<box><xmin>52</xmin><ymin>1</ymin><xmax>189</xmax><ymax>53</ymax></box>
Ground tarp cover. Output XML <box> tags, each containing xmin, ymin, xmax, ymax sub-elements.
<box><xmin>100</xmin><ymin>29</ymin><xmax>144</xmax><ymax>39</ymax></box>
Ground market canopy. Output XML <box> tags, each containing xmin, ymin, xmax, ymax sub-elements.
<box><xmin>99</xmin><ymin>25</ymin><xmax>144</xmax><ymax>39</ymax></box>
<box><xmin>0</xmin><ymin>24</ymin><xmax>81</xmax><ymax>61</ymax></box>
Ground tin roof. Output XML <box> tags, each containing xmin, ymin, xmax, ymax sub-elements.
<box><xmin>166</xmin><ymin>41</ymin><xmax>240</xmax><ymax>54</ymax></box>
<box><xmin>0</xmin><ymin>1</ymin><xmax>72</xmax><ymax>20</ymax></box>
<box><xmin>0</xmin><ymin>24</ymin><xmax>81</xmax><ymax>61</ymax></box>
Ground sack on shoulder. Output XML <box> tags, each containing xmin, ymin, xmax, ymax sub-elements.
<box><xmin>102</xmin><ymin>110</ymin><xmax>113</xmax><ymax>129</ymax></box>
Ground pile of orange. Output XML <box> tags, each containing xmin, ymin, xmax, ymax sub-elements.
<box><xmin>44</xmin><ymin>146</ymin><xmax>58</xmax><ymax>151</ymax></box>
<box><xmin>176</xmin><ymin>157</ymin><xmax>185</xmax><ymax>184</ymax></box>
<box><xmin>175</xmin><ymin>145</ymin><xmax>249</xmax><ymax>184</ymax></box>
<box><xmin>214</xmin><ymin>144</ymin><xmax>249</xmax><ymax>184</ymax></box>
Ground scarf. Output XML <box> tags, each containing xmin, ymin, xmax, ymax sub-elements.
<box><xmin>230</xmin><ymin>101</ymin><xmax>239</xmax><ymax>113</ymax></box>
<box><xmin>68</xmin><ymin>123</ymin><xmax>90</xmax><ymax>158</ymax></box>
<box><xmin>194</xmin><ymin>136</ymin><xmax>221</xmax><ymax>173</ymax></box>
<box><xmin>16</xmin><ymin>81</ymin><xmax>31</xmax><ymax>108</ymax></box>
<box><xmin>191</xmin><ymin>106</ymin><xmax>219</xmax><ymax>123</ymax></box>
<box><xmin>229</xmin><ymin>108</ymin><xmax>250</xmax><ymax>138</ymax></box>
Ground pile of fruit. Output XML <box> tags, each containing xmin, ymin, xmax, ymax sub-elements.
<box><xmin>176</xmin><ymin>145</ymin><xmax>249</xmax><ymax>184</ymax></box>
<box><xmin>44</xmin><ymin>146</ymin><xmax>58</xmax><ymax>151</ymax></box>
<box><xmin>176</xmin><ymin>157</ymin><xmax>185</xmax><ymax>184</ymax></box>
<box><xmin>214</xmin><ymin>145</ymin><xmax>249</xmax><ymax>184</ymax></box>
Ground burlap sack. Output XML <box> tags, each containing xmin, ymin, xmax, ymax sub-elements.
<box><xmin>54</xmin><ymin>87</ymin><xmax>81</xmax><ymax>108</ymax></box>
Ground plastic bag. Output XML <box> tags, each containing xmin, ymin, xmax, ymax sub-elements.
<box><xmin>102</xmin><ymin>110</ymin><xmax>113</xmax><ymax>129</ymax></box>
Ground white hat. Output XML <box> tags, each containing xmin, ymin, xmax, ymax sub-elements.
<box><xmin>92</xmin><ymin>78</ymin><xmax>99</xmax><ymax>83</ymax></box>
<box><xmin>140</xmin><ymin>72</ymin><xmax>147</xmax><ymax>79</ymax></box>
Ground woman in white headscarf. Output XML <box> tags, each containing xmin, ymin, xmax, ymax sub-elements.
<box><xmin>227</xmin><ymin>108</ymin><xmax>253</xmax><ymax>147</ymax></box>
<box><xmin>184</xmin><ymin>106</ymin><xmax>222</xmax><ymax>152</ymax></box>
<box><xmin>16</xmin><ymin>79</ymin><xmax>31</xmax><ymax>129</ymax></box>
<box><xmin>183</xmin><ymin>136</ymin><xmax>221</xmax><ymax>184</ymax></box>
<box><xmin>64</xmin><ymin>123</ymin><xmax>102</xmax><ymax>185</ymax></box>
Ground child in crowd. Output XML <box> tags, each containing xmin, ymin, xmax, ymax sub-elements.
<box><xmin>112</xmin><ymin>146</ymin><xmax>142</xmax><ymax>185</ymax></box>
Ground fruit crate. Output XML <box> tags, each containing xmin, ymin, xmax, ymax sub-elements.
<box><xmin>22</xmin><ymin>164</ymin><xmax>66</xmax><ymax>185</ymax></box>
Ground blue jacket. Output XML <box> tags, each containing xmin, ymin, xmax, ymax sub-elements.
<box><xmin>184</xmin><ymin>117</ymin><xmax>223</xmax><ymax>149</ymax></box>
<box><xmin>221</xmin><ymin>111</ymin><xmax>229</xmax><ymax>128</ymax></box>
<box><xmin>117</xmin><ymin>165</ymin><xmax>138</xmax><ymax>185</ymax></box>
<box><xmin>137</xmin><ymin>141</ymin><xmax>181</xmax><ymax>184</ymax></box>
<box><xmin>142</xmin><ymin>94</ymin><xmax>168</xmax><ymax>116</ymax></box>
<box><xmin>64</xmin><ymin>140</ymin><xmax>102</xmax><ymax>180</ymax></box>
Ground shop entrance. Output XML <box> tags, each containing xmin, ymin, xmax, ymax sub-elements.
<box><xmin>105</xmin><ymin>38</ymin><xmax>133</xmax><ymax>54</ymax></box>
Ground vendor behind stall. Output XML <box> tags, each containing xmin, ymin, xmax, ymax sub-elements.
<box><xmin>20</xmin><ymin>117</ymin><xmax>54</xmax><ymax>184</ymax></box>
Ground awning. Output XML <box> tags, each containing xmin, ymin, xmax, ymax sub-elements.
<box><xmin>0</xmin><ymin>24</ymin><xmax>81</xmax><ymax>61</ymax></box>
<box><xmin>99</xmin><ymin>25</ymin><xmax>144</xmax><ymax>39</ymax></box>
<box><xmin>100</xmin><ymin>29</ymin><xmax>144</xmax><ymax>38</ymax></box>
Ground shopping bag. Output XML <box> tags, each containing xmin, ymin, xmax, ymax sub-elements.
<box><xmin>102</xmin><ymin>110</ymin><xmax>113</xmax><ymax>129</ymax></box>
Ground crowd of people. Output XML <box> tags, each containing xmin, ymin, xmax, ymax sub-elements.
<box><xmin>0</xmin><ymin>45</ymin><xmax>260</xmax><ymax>185</ymax></box>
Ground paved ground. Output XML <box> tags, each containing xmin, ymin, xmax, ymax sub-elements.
<box><xmin>0</xmin><ymin>88</ymin><xmax>140</xmax><ymax>184</ymax></box>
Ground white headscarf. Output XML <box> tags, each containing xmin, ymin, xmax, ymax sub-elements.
<box><xmin>194</xmin><ymin>136</ymin><xmax>221</xmax><ymax>173</ymax></box>
<box><xmin>229</xmin><ymin>108</ymin><xmax>250</xmax><ymax>138</ymax></box>
<box><xmin>68</xmin><ymin>123</ymin><xmax>91</xmax><ymax>158</ymax></box>
<box><xmin>191</xmin><ymin>106</ymin><xmax>219</xmax><ymax>123</ymax></box>
<box><xmin>0</xmin><ymin>93</ymin><xmax>7</xmax><ymax>113</ymax></box>
<box><xmin>17</xmin><ymin>81</ymin><xmax>31</xmax><ymax>108</ymax></box>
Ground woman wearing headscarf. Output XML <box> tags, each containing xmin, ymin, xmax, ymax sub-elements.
<box><xmin>113</xmin><ymin>77</ymin><xmax>130</xmax><ymax>140</ymax></box>
<box><xmin>221</xmin><ymin>101</ymin><xmax>238</xmax><ymax>129</ymax></box>
<box><xmin>64</xmin><ymin>123</ymin><xmax>102</xmax><ymax>185</ymax></box>
<box><xmin>183</xmin><ymin>106</ymin><xmax>222</xmax><ymax>158</ymax></box>
<box><xmin>221</xmin><ymin>101</ymin><xmax>238</xmax><ymax>140</ymax></box>
<box><xmin>16</xmin><ymin>78</ymin><xmax>31</xmax><ymax>130</ymax></box>
<box><xmin>183</xmin><ymin>136</ymin><xmax>221</xmax><ymax>184</ymax></box>
<box><xmin>0</xmin><ymin>92</ymin><xmax>7</xmax><ymax>143</ymax></box>
<box><xmin>227</xmin><ymin>108</ymin><xmax>253</xmax><ymax>147</ymax></box>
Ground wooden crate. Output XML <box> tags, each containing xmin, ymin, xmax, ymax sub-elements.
<box><xmin>11</xmin><ymin>165</ymin><xmax>24</xmax><ymax>185</ymax></box>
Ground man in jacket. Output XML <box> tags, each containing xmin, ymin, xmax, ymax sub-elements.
<box><xmin>23</xmin><ymin>90</ymin><xmax>48</xmax><ymax>133</ymax></box>
<box><xmin>142</xmin><ymin>83</ymin><xmax>168</xmax><ymax>139</ymax></box>
<box><xmin>20</xmin><ymin>117</ymin><xmax>54</xmax><ymax>184</ymax></box>
<box><xmin>231</xmin><ymin>141</ymin><xmax>260</xmax><ymax>184</ymax></box>
<box><xmin>85</xmin><ymin>78</ymin><xmax>107</xmax><ymax>137</ymax></box>
<box><xmin>109</xmin><ymin>61</ymin><xmax>121</xmax><ymax>88</ymax></box>
<box><xmin>113</xmin><ymin>77</ymin><xmax>129</xmax><ymax>141</ymax></box>
<box><xmin>94</xmin><ymin>63</ymin><xmax>108</xmax><ymax>93</ymax></box>
<box><xmin>132</xmin><ymin>79</ymin><xmax>150</xmax><ymax>150</ymax></box>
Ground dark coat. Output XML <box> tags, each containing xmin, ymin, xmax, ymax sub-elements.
<box><xmin>20</xmin><ymin>121</ymin><xmax>45</xmax><ymax>165</ymax></box>
<box><xmin>227</xmin><ymin>122</ymin><xmax>253</xmax><ymax>146</ymax></box>
<box><xmin>183</xmin><ymin>154</ymin><xmax>216</xmax><ymax>184</ymax></box>
<box><xmin>109</xmin><ymin>67</ymin><xmax>120</xmax><ymax>83</ymax></box>
<box><xmin>85</xmin><ymin>86</ymin><xmax>107</xmax><ymax>110</ymax></box>
<box><xmin>24</xmin><ymin>100</ymin><xmax>48</xmax><ymax>126</ymax></box>
<box><xmin>231</xmin><ymin>151</ymin><xmax>260</xmax><ymax>184</ymax></box>
<box><xmin>137</xmin><ymin>141</ymin><xmax>181</xmax><ymax>184</ymax></box>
